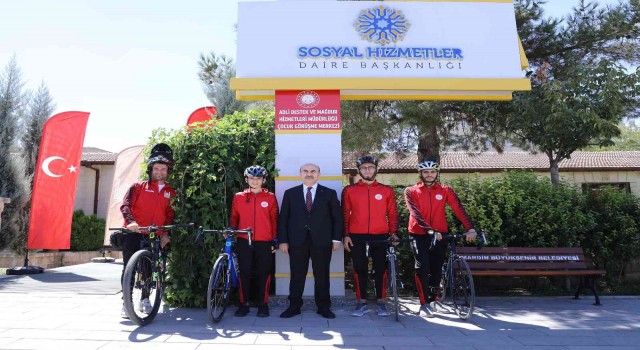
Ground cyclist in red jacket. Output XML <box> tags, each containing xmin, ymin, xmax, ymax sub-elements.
<box><xmin>343</xmin><ymin>155</ymin><xmax>399</xmax><ymax>317</ymax></box>
<box><xmin>404</xmin><ymin>158</ymin><xmax>476</xmax><ymax>318</ymax></box>
<box><xmin>120</xmin><ymin>143</ymin><xmax>176</xmax><ymax>318</ymax></box>
<box><xmin>230</xmin><ymin>165</ymin><xmax>278</xmax><ymax>317</ymax></box>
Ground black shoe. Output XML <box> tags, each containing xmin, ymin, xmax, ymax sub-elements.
<box><xmin>317</xmin><ymin>308</ymin><xmax>336</xmax><ymax>319</ymax></box>
<box><xmin>280</xmin><ymin>307</ymin><xmax>301</xmax><ymax>318</ymax></box>
<box><xmin>257</xmin><ymin>304</ymin><xmax>270</xmax><ymax>317</ymax></box>
<box><xmin>234</xmin><ymin>304</ymin><xmax>250</xmax><ymax>317</ymax></box>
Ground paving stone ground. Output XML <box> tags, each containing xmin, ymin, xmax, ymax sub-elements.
<box><xmin>0</xmin><ymin>262</ymin><xmax>639</xmax><ymax>349</ymax></box>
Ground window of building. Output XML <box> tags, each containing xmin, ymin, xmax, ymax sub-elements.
<box><xmin>581</xmin><ymin>182</ymin><xmax>631</xmax><ymax>194</ymax></box>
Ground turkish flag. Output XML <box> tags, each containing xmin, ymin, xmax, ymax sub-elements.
<box><xmin>27</xmin><ymin>111</ymin><xmax>90</xmax><ymax>250</ymax></box>
<box><xmin>186</xmin><ymin>106</ymin><xmax>216</xmax><ymax>132</ymax></box>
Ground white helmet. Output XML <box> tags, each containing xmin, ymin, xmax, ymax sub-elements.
<box><xmin>417</xmin><ymin>159</ymin><xmax>440</xmax><ymax>171</ymax></box>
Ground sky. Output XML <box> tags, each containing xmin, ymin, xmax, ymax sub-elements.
<box><xmin>0</xmin><ymin>0</ymin><xmax>623</xmax><ymax>153</ymax></box>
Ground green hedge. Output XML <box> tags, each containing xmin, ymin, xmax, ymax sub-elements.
<box><xmin>146</xmin><ymin>107</ymin><xmax>276</xmax><ymax>307</ymax></box>
<box><xmin>70</xmin><ymin>210</ymin><xmax>106</xmax><ymax>251</ymax></box>
<box><xmin>391</xmin><ymin>171</ymin><xmax>640</xmax><ymax>292</ymax></box>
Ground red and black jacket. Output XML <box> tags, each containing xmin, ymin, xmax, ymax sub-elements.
<box><xmin>120</xmin><ymin>180</ymin><xmax>175</xmax><ymax>234</ymax></box>
<box><xmin>230</xmin><ymin>188</ymin><xmax>278</xmax><ymax>242</ymax></box>
<box><xmin>404</xmin><ymin>181</ymin><xmax>474</xmax><ymax>235</ymax></box>
<box><xmin>341</xmin><ymin>180</ymin><xmax>399</xmax><ymax>236</ymax></box>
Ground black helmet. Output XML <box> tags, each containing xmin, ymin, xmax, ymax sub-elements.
<box><xmin>356</xmin><ymin>155</ymin><xmax>378</xmax><ymax>168</ymax></box>
<box><xmin>150</xmin><ymin>143</ymin><xmax>173</xmax><ymax>160</ymax></box>
<box><xmin>244</xmin><ymin>165</ymin><xmax>268</xmax><ymax>178</ymax></box>
<box><xmin>417</xmin><ymin>158</ymin><xmax>440</xmax><ymax>171</ymax></box>
<box><xmin>147</xmin><ymin>143</ymin><xmax>174</xmax><ymax>177</ymax></box>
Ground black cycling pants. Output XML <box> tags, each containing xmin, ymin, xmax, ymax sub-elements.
<box><xmin>350</xmin><ymin>234</ymin><xmax>388</xmax><ymax>300</ymax></box>
<box><xmin>236</xmin><ymin>238</ymin><xmax>273</xmax><ymax>305</ymax></box>
<box><xmin>411</xmin><ymin>234</ymin><xmax>448</xmax><ymax>305</ymax></box>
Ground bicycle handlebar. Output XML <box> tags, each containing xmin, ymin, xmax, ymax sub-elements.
<box><xmin>426</xmin><ymin>229</ymin><xmax>487</xmax><ymax>250</ymax></box>
<box><xmin>194</xmin><ymin>226</ymin><xmax>253</xmax><ymax>246</ymax></box>
<box><xmin>109</xmin><ymin>223</ymin><xmax>194</xmax><ymax>235</ymax></box>
<box><xmin>365</xmin><ymin>236</ymin><xmax>416</xmax><ymax>245</ymax></box>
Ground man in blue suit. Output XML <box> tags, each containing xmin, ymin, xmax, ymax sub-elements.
<box><xmin>278</xmin><ymin>163</ymin><xmax>343</xmax><ymax>319</ymax></box>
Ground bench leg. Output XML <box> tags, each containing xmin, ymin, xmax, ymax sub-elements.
<box><xmin>574</xmin><ymin>276</ymin><xmax>601</xmax><ymax>306</ymax></box>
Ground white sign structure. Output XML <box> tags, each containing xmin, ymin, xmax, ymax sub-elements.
<box><xmin>232</xmin><ymin>0</ymin><xmax>530</xmax><ymax>100</ymax></box>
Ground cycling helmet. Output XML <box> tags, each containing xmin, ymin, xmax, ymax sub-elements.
<box><xmin>146</xmin><ymin>143</ymin><xmax>174</xmax><ymax>177</ymax></box>
<box><xmin>356</xmin><ymin>155</ymin><xmax>378</xmax><ymax>168</ymax></box>
<box><xmin>244</xmin><ymin>165</ymin><xmax>268</xmax><ymax>178</ymax></box>
<box><xmin>417</xmin><ymin>158</ymin><xmax>440</xmax><ymax>171</ymax></box>
<box><xmin>150</xmin><ymin>143</ymin><xmax>173</xmax><ymax>160</ymax></box>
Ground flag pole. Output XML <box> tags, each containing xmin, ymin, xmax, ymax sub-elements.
<box><xmin>1</xmin><ymin>198</ymin><xmax>43</xmax><ymax>275</ymax></box>
<box><xmin>7</xmin><ymin>249</ymin><xmax>44</xmax><ymax>275</ymax></box>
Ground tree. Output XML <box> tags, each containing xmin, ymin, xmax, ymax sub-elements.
<box><xmin>198</xmin><ymin>52</ymin><xmax>248</xmax><ymax>118</ymax></box>
<box><xmin>341</xmin><ymin>0</ymin><xmax>640</xmax><ymax>182</ymax></box>
<box><xmin>582</xmin><ymin>123</ymin><xmax>640</xmax><ymax>150</ymax></box>
<box><xmin>0</xmin><ymin>57</ymin><xmax>29</xmax><ymax>250</ymax></box>
<box><xmin>471</xmin><ymin>0</ymin><xmax>640</xmax><ymax>185</ymax></box>
<box><xmin>11</xmin><ymin>83</ymin><xmax>55</xmax><ymax>252</ymax></box>
<box><xmin>340</xmin><ymin>100</ymin><xmax>417</xmax><ymax>155</ymax></box>
<box><xmin>21</xmin><ymin>83</ymin><xmax>54</xmax><ymax>176</ymax></box>
<box><xmin>508</xmin><ymin>60</ymin><xmax>638</xmax><ymax>184</ymax></box>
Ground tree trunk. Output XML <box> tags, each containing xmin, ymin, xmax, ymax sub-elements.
<box><xmin>549</xmin><ymin>156</ymin><xmax>560</xmax><ymax>186</ymax></box>
<box><xmin>417</xmin><ymin>123</ymin><xmax>440</xmax><ymax>161</ymax></box>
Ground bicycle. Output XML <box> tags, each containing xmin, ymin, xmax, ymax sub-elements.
<box><xmin>109</xmin><ymin>223</ymin><xmax>193</xmax><ymax>326</ymax></box>
<box><xmin>366</xmin><ymin>236</ymin><xmax>415</xmax><ymax>322</ymax></box>
<box><xmin>194</xmin><ymin>226</ymin><xmax>253</xmax><ymax>324</ymax></box>
<box><xmin>430</xmin><ymin>230</ymin><xmax>487</xmax><ymax>320</ymax></box>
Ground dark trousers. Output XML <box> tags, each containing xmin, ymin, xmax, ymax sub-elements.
<box><xmin>236</xmin><ymin>238</ymin><xmax>273</xmax><ymax>305</ymax></box>
<box><xmin>350</xmin><ymin>234</ymin><xmax>388</xmax><ymax>300</ymax></box>
<box><xmin>288</xmin><ymin>235</ymin><xmax>332</xmax><ymax>310</ymax></box>
<box><xmin>411</xmin><ymin>234</ymin><xmax>448</xmax><ymax>304</ymax></box>
<box><xmin>121</xmin><ymin>232</ymin><xmax>150</xmax><ymax>299</ymax></box>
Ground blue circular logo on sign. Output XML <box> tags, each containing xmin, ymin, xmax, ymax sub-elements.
<box><xmin>354</xmin><ymin>6</ymin><xmax>411</xmax><ymax>46</ymax></box>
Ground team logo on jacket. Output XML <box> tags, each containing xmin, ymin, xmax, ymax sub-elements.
<box><xmin>261</xmin><ymin>201</ymin><xmax>269</xmax><ymax>208</ymax></box>
<box><xmin>374</xmin><ymin>194</ymin><xmax>383</xmax><ymax>200</ymax></box>
<box><xmin>435</xmin><ymin>194</ymin><xmax>443</xmax><ymax>201</ymax></box>
<box><xmin>164</xmin><ymin>192</ymin><xmax>171</xmax><ymax>199</ymax></box>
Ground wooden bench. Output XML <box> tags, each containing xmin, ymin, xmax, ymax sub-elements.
<box><xmin>457</xmin><ymin>247</ymin><xmax>606</xmax><ymax>305</ymax></box>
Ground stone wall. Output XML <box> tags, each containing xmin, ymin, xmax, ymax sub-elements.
<box><xmin>0</xmin><ymin>250</ymin><xmax>122</xmax><ymax>269</ymax></box>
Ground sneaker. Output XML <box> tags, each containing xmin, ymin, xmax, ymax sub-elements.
<box><xmin>350</xmin><ymin>303</ymin><xmax>370</xmax><ymax>317</ymax></box>
<box><xmin>419</xmin><ymin>304</ymin><xmax>435</xmax><ymax>318</ymax></box>
<box><xmin>377</xmin><ymin>303</ymin><xmax>390</xmax><ymax>317</ymax></box>
<box><xmin>257</xmin><ymin>304</ymin><xmax>269</xmax><ymax>317</ymax></box>
<box><xmin>138</xmin><ymin>298</ymin><xmax>152</xmax><ymax>314</ymax></box>
<box><xmin>429</xmin><ymin>301</ymin><xmax>438</xmax><ymax>314</ymax></box>
<box><xmin>120</xmin><ymin>305</ymin><xmax>129</xmax><ymax>319</ymax></box>
<box><xmin>235</xmin><ymin>304</ymin><xmax>250</xmax><ymax>317</ymax></box>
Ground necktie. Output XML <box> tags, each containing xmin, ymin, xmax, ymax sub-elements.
<box><xmin>306</xmin><ymin>187</ymin><xmax>313</xmax><ymax>212</ymax></box>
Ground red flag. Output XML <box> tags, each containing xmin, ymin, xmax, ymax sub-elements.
<box><xmin>27</xmin><ymin>111</ymin><xmax>90</xmax><ymax>250</ymax></box>
<box><xmin>186</xmin><ymin>106</ymin><xmax>217</xmax><ymax>132</ymax></box>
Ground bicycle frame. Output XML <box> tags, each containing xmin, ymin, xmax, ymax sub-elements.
<box><xmin>143</xmin><ymin>231</ymin><xmax>166</xmax><ymax>287</ymax></box>
<box><xmin>221</xmin><ymin>235</ymin><xmax>241</xmax><ymax>291</ymax></box>
<box><xmin>366</xmin><ymin>237</ymin><xmax>414</xmax><ymax>321</ymax></box>
<box><xmin>432</xmin><ymin>230</ymin><xmax>486</xmax><ymax>320</ymax></box>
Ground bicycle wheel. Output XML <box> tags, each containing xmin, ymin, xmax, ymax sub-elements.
<box><xmin>388</xmin><ymin>255</ymin><xmax>399</xmax><ymax>321</ymax></box>
<box><xmin>451</xmin><ymin>257</ymin><xmax>475</xmax><ymax>320</ymax></box>
<box><xmin>207</xmin><ymin>254</ymin><xmax>231</xmax><ymax>323</ymax></box>
<box><xmin>435</xmin><ymin>261</ymin><xmax>449</xmax><ymax>304</ymax></box>
<box><xmin>123</xmin><ymin>250</ymin><xmax>163</xmax><ymax>326</ymax></box>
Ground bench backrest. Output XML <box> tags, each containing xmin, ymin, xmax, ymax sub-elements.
<box><xmin>456</xmin><ymin>247</ymin><xmax>589</xmax><ymax>270</ymax></box>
